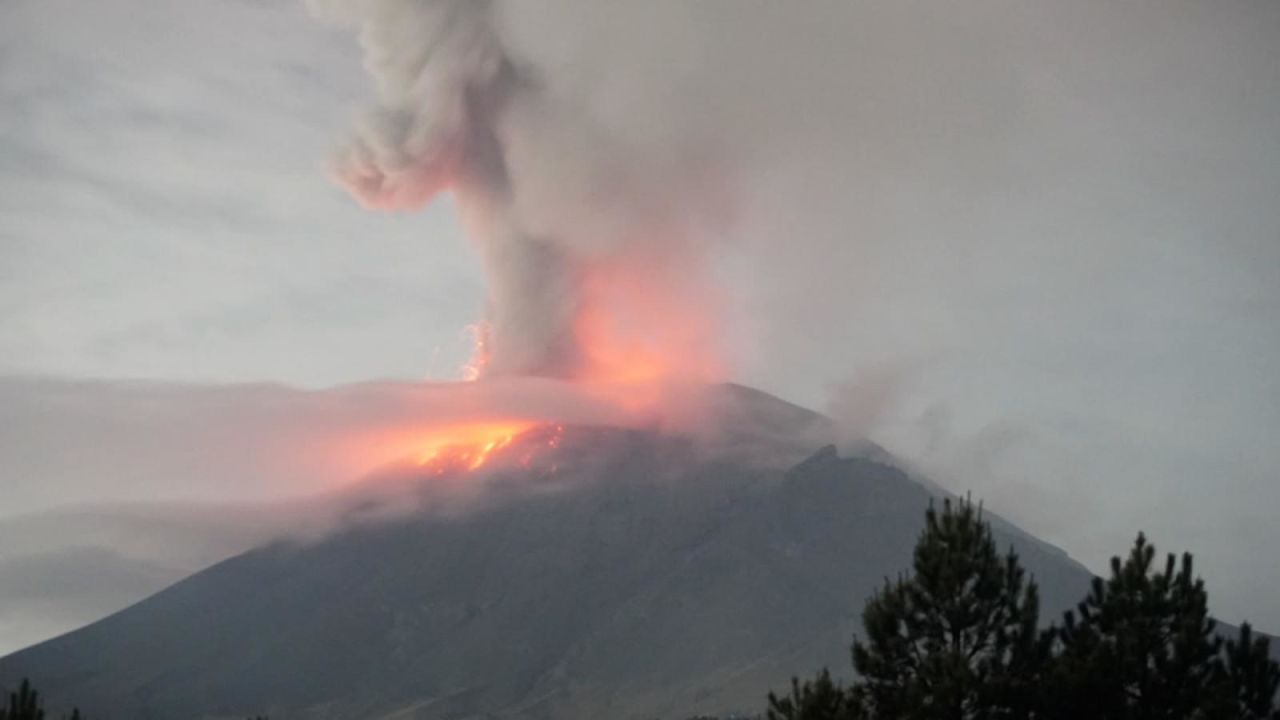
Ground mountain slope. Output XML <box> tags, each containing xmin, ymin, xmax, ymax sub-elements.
<box><xmin>0</xmin><ymin>388</ymin><xmax>1097</xmax><ymax>719</ymax></box>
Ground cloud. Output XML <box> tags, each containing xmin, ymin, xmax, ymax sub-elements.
<box><xmin>0</xmin><ymin>0</ymin><xmax>486</xmax><ymax>386</ymax></box>
<box><xmin>0</xmin><ymin>546</ymin><xmax>177</xmax><ymax>654</ymax></box>
<box><xmin>0</xmin><ymin>375</ymin><xmax>657</xmax><ymax>515</ymax></box>
<box><xmin>0</xmin><ymin>500</ymin><xmax>311</xmax><ymax>656</ymax></box>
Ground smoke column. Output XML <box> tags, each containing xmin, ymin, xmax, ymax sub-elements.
<box><xmin>322</xmin><ymin>0</ymin><xmax>726</xmax><ymax>383</ymax></box>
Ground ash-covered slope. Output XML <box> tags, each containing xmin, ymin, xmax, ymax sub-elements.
<box><xmin>0</xmin><ymin>386</ymin><xmax>1094</xmax><ymax>720</ymax></box>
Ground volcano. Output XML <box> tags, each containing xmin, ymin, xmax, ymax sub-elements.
<box><xmin>0</xmin><ymin>384</ymin><xmax>1097</xmax><ymax>720</ymax></box>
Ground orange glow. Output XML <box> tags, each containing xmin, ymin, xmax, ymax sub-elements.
<box><xmin>411</xmin><ymin>420</ymin><xmax>535</xmax><ymax>473</ymax></box>
<box><xmin>391</xmin><ymin>420</ymin><xmax>569</xmax><ymax>476</ymax></box>
<box><xmin>454</xmin><ymin>235</ymin><xmax>726</xmax><ymax>390</ymax></box>
<box><xmin>570</xmin><ymin>254</ymin><xmax>726</xmax><ymax>387</ymax></box>
<box><xmin>405</xmin><ymin>237</ymin><xmax>728</xmax><ymax>480</ymax></box>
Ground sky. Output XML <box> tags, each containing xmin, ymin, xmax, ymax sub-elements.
<box><xmin>2</xmin><ymin>0</ymin><xmax>1279</xmax><ymax>645</ymax></box>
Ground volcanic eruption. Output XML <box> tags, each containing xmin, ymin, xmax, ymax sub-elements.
<box><xmin>329</xmin><ymin>0</ymin><xmax>726</xmax><ymax>387</ymax></box>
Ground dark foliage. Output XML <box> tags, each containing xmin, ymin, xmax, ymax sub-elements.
<box><xmin>1047</xmin><ymin>534</ymin><xmax>1223</xmax><ymax>719</ymax></box>
<box><xmin>1214</xmin><ymin>623</ymin><xmax>1280</xmax><ymax>720</ymax></box>
<box><xmin>766</xmin><ymin>668</ymin><xmax>866</xmax><ymax>720</ymax></box>
<box><xmin>0</xmin><ymin>679</ymin><xmax>44</xmax><ymax>720</ymax></box>
<box><xmin>769</xmin><ymin>502</ymin><xmax>1280</xmax><ymax>720</ymax></box>
<box><xmin>852</xmin><ymin>498</ymin><xmax>1048</xmax><ymax>720</ymax></box>
<box><xmin>0</xmin><ymin>679</ymin><xmax>79</xmax><ymax>720</ymax></box>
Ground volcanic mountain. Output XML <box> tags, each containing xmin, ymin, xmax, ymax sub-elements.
<box><xmin>0</xmin><ymin>384</ymin><xmax>1098</xmax><ymax>720</ymax></box>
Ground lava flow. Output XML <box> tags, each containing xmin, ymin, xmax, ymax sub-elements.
<box><xmin>412</xmin><ymin>421</ymin><xmax>565</xmax><ymax>476</ymax></box>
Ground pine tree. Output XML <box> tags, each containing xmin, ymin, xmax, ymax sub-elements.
<box><xmin>762</xmin><ymin>499</ymin><xmax>1278</xmax><ymax>720</ymax></box>
<box><xmin>1214</xmin><ymin>622</ymin><xmax>1280</xmax><ymax>719</ymax></box>
<box><xmin>850</xmin><ymin>498</ymin><xmax>1047</xmax><ymax>720</ymax></box>
<box><xmin>766</xmin><ymin>668</ymin><xmax>866</xmax><ymax>720</ymax></box>
<box><xmin>1049</xmin><ymin>533</ymin><xmax>1224</xmax><ymax>720</ymax></box>
<box><xmin>1</xmin><ymin>679</ymin><xmax>46</xmax><ymax>720</ymax></box>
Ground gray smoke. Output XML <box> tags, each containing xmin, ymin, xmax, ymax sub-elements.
<box><xmin>320</xmin><ymin>0</ymin><xmax>725</xmax><ymax>380</ymax></box>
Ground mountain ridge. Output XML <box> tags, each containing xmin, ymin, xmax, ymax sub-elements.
<box><xmin>0</xmin><ymin>384</ymin><xmax>1245</xmax><ymax>719</ymax></box>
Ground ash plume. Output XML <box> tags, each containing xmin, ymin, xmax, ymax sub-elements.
<box><xmin>321</xmin><ymin>0</ymin><xmax>726</xmax><ymax>382</ymax></box>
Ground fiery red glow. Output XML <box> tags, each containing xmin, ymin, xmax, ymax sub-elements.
<box><xmin>459</xmin><ymin>253</ymin><xmax>726</xmax><ymax>389</ymax></box>
<box><xmin>409</xmin><ymin>421</ymin><xmax>565</xmax><ymax>475</ymax></box>
<box><xmin>421</xmin><ymin>242</ymin><xmax>727</xmax><ymax>481</ymax></box>
<box><xmin>573</xmin><ymin>256</ymin><xmax>724</xmax><ymax>386</ymax></box>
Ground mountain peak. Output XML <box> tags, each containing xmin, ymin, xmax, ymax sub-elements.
<box><xmin>0</xmin><ymin>403</ymin><xmax>1098</xmax><ymax>720</ymax></box>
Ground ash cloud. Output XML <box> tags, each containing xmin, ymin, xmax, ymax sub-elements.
<box><xmin>318</xmin><ymin>0</ymin><xmax>728</xmax><ymax>381</ymax></box>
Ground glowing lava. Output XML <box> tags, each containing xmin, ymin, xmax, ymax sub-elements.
<box><xmin>411</xmin><ymin>421</ymin><xmax>564</xmax><ymax>475</ymax></box>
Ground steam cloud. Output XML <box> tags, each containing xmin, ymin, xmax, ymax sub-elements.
<box><xmin>322</xmin><ymin>0</ymin><xmax>726</xmax><ymax>382</ymax></box>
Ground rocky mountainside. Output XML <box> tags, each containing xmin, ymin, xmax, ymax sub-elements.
<box><xmin>0</xmin><ymin>386</ymin><xmax>1098</xmax><ymax>720</ymax></box>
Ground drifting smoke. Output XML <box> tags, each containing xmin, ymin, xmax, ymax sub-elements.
<box><xmin>322</xmin><ymin>0</ymin><xmax>728</xmax><ymax>383</ymax></box>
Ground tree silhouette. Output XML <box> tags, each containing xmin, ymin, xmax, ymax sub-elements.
<box><xmin>766</xmin><ymin>668</ymin><xmax>865</xmax><ymax>720</ymax></box>
<box><xmin>765</xmin><ymin>499</ymin><xmax>1280</xmax><ymax>719</ymax></box>
<box><xmin>0</xmin><ymin>679</ymin><xmax>45</xmax><ymax>720</ymax></box>
<box><xmin>851</xmin><ymin>498</ymin><xmax>1048</xmax><ymax>720</ymax></box>
<box><xmin>1048</xmin><ymin>534</ymin><xmax>1224</xmax><ymax>719</ymax></box>
<box><xmin>1214</xmin><ymin>622</ymin><xmax>1280</xmax><ymax>719</ymax></box>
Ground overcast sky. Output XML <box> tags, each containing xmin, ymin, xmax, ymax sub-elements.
<box><xmin>2</xmin><ymin>0</ymin><xmax>1278</xmax><ymax>638</ymax></box>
